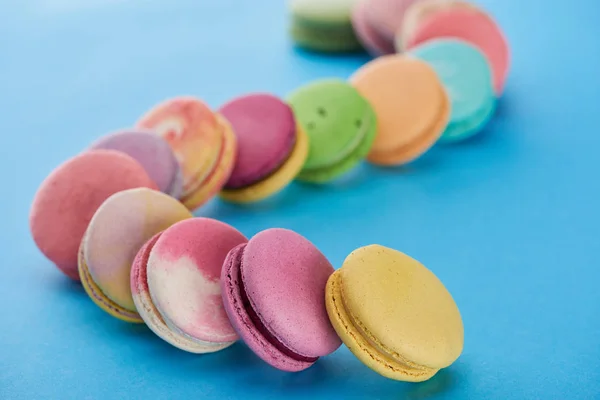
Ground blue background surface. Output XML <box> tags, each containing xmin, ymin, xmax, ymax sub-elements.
<box><xmin>2</xmin><ymin>0</ymin><xmax>599</xmax><ymax>399</ymax></box>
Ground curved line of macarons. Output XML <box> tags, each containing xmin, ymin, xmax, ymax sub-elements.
<box><xmin>235</xmin><ymin>245</ymin><xmax>318</xmax><ymax>363</ymax></box>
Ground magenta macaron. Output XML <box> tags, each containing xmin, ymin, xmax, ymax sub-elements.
<box><xmin>29</xmin><ymin>150</ymin><xmax>157</xmax><ymax>280</ymax></box>
<box><xmin>89</xmin><ymin>129</ymin><xmax>184</xmax><ymax>198</ymax></box>
<box><xmin>221</xmin><ymin>228</ymin><xmax>341</xmax><ymax>371</ymax></box>
<box><xmin>131</xmin><ymin>218</ymin><xmax>247</xmax><ymax>353</ymax></box>
<box><xmin>218</xmin><ymin>93</ymin><xmax>308</xmax><ymax>203</ymax></box>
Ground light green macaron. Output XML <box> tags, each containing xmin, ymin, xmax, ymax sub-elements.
<box><xmin>287</xmin><ymin>79</ymin><xmax>377</xmax><ymax>183</ymax></box>
<box><xmin>289</xmin><ymin>0</ymin><xmax>364</xmax><ymax>53</ymax></box>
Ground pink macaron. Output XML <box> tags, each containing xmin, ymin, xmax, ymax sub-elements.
<box><xmin>352</xmin><ymin>0</ymin><xmax>396</xmax><ymax>56</ymax></box>
<box><xmin>131</xmin><ymin>218</ymin><xmax>247</xmax><ymax>353</ymax></box>
<box><xmin>30</xmin><ymin>150</ymin><xmax>157</xmax><ymax>280</ymax></box>
<box><xmin>219</xmin><ymin>93</ymin><xmax>296</xmax><ymax>190</ymax></box>
<box><xmin>221</xmin><ymin>228</ymin><xmax>341</xmax><ymax>372</ymax></box>
<box><xmin>404</xmin><ymin>8</ymin><xmax>510</xmax><ymax>94</ymax></box>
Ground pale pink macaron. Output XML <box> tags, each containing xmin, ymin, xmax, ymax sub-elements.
<box><xmin>352</xmin><ymin>0</ymin><xmax>396</xmax><ymax>56</ymax></box>
<box><xmin>131</xmin><ymin>218</ymin><xmax>247</xmax><ymax>353</ymax></box>
<box><xmin>29</xmin><ymin>150</ymin><xmax>157</xmax><ymax>280</ymax></box>
<box><xmin>79</xmin><ymin>188</ymin><xmax>192</xmax><ymax>323</ymax></box>
<box><xmin>364</xmin><ymin>0</ymin><xmax>422</xmax><ymax>41</ymax></box>
<box><xmin>221</xmin><ymin>228</ymin><xmax>341</xmax><ymax>372</ymax></box>
<box><xmin>404</xmin><ymin>8</ymin><xmax>510</xmax><ymax>94</ymax></box>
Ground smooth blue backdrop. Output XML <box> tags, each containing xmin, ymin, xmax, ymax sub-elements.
<box><xmin>2</xmin><ymin>0</ymin><xmax>599</xmax><ymax>399</ymax></box>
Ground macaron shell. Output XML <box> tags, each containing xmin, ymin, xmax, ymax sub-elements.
<box><xmin>221</xmin><ymin>244</ymin><xmax>312</xmax><ymax>372</ymax></box>
<box><xmin>290</xmin><ymin>23</ymin><xmax>364</xmax><ymax>53</ymax></box>
<box><xmin>287</xmin><ymin>79</ymin><xmax>377</xmax><ymax>178</ymax></box>
<box><xmin>89</xmin><ymin>130</ymin><xmax>183</xmax><ymax>198</ymax></box>
<box><xmin>29</xmin><ymin>150</ymin><xmax>157</xmax><ymax>280</ymax></box>
<box><xmin>397</xmin><ymin>0</ymin><xmax>481</xmax><ymax>51</ymax></box>
<box><xmin>325</xmin><ymin>269</ymin><xmax>438</xmax><ymax>381</ymax></box>
<box><xmin>351</xmin><ymin>0</ymin><xmax>396</xmax><ymax>56</ymax></box>
<box><xmin>240</xmin><ymin>228</ymin><xmax>341</xmax><ymax>358</ymax></box>
<box><xmin>404</xmin><ymin>8</ymin><xmax>510</xmax><ymax>94</ymax></box>
<box><xmin>365</xmin><ymin>0</ymin><xmax>422</xmax><ymax>41</ymax></box>
<box><xmin>81</xmin><ymin>188</ymin><xmax>192</xmax><ymax>314</ymax></box>
<box><xmin>350</xmin><ymin>55</ymin><xmax>449</xmax><ymax>165</ymax></box>
<box><xmin>220</xmin><ymin>123</ymin><xmax>308</xmax><ymax>203</ymax></box>
<box><xmin>339</xmin><ymin>245</ymin><xmax>464</xmax><ymax>370</ymax></box>
<box><xmin>79</xmin><ymin>243</ymin><xmax>143</xmax><ymax>323</ymax></box>
<box><xmin>179</xmin><ymin>114</ymin><xmax>237</xmax><ymax>210</ymax></box>
<box><xmin>146</xmin><ymin>218</ymin><xmax>247</xmax><ymax>344</ymax></box>
<box><xmin>136</xmin><ymin>97</ymin><xmax>223</xmax><ymax>197</ymax></box>
<box><xmin>219</xmin><ymin>94</ymin><xmax>296</xmax><ymax>189</ymax></box>
<box><xmin>131</xmin><ymin>233</ymin><xmax>235</xmax><ymax>353</ymax></box>
<box><xmin>410</xmin><ymin>39</ymin><xmax>495</xmax><ymax>141</ymax></box>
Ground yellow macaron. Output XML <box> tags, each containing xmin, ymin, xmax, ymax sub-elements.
<box><xmin>325</xmin><ymin>245</ymin><xmax>464</xmax><ymax>382</ymax></box>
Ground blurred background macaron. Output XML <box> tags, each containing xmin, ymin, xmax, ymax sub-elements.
<box><xmin>287</xmin><ymin>79</ymin><xmax>377</xmax><ymax>183</ymax></box>
<box><xmin>221</xmin><ymin>228</ymin><xmax>341</xmax><ymax>372</ymax></box>
<box><xmin>89</xmin><ymin>129</ymin><xmax>183</xmax><ymax>199</ymax></box>
<box><xmin>363</xmin><ymin>0</ymin><xmax>422</xmax><ymax>42</ymax></box>
<box><xmin>218</xmin><ymin>93</ymin><xmax>308</xmax><ymax>203</ymax></box>
<box><xmin>325</xmin><ymin>245</ymin><xmax>464</xmax><ymax>382</ymax></box>
<box><xmin>131</xmin><ymin>218</ymin><xmax>247</xmax><ymax>353</ymax></box>
<box><xmin>136</xmin><ymin>96</ymin><xmax>237</xmax><ymax>211</ymax></box>
<box><xmin>29</xmin><ymin>150</ymin><xmax>157</xmax><ymax>280</ymax></box>
<box><xmin>397</xmin><ymin>0</ymin><xmax>482</xmax><ymax>51</ymax></box>
<box><xmin>289</xmin><ymin>0</ymin><xmax>364</xmax><ymax>53</ymax></box>
<box><xmin>79</xmin><ymin>188</ymin><xmax>192</xmax><ymax>323</ymax></box>
<box><xmin>351</xmin><ymin>0</ymin><xmax>396</xmax><ymax>56</ymax></box>
<box><xmin>350</xmin><ymin>55</ymin><xmax>449</xmax><ymax>165</ymax></box>
<box><xmin>403</xmin><ymin>6</ymin><xmax>510</xmax><ymax>94</ymax></box>
<box><xmin>410</xmin><ymin>39</ymin><xmax>496</xmax><ymax>142</ymax></box>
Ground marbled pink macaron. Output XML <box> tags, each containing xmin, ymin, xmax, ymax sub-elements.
<box><xmin>352</xmin><ymin>0</ymin><xmax>396</xmax><ymax>56</ymax></box>
<box><xmin>90</xmin><ymin>130</ymin><xmax>184</xmax><ymax>198</ymax></box>
<box><xmin>131</xmin><ymin>218</ymin><xmax>247</xmax><ymax>353</ymax></box>
<box><xmin>221</xmin><ymin>228</ymin><xmax>341</xmax><ymax>372</ymax></box>
<box><xmin>404</xmin><ymin>8</ymin><xmax>510</xmax><ymax>94</ymax></box>
<box><xmin>79</xmin><ymin>188</ymin><xmax>192</xmax><ymax>323</ymax></box>
<box><xmin>29</xmin><ymin>150</ymin><xmax>157</xmax><ymax>280</ymax></box>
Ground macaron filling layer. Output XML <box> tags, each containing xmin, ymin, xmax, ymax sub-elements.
<box><xmin>327</xmin><ymin>271</ymin><xmax>438</xmax><ymax>380</ymax></box>
<box><xmin>231</xmin><ymin>244</ymin><xmax>318</xmax><ymax>363</ymax></box>
<box><xmin>78</xmin><ymin>243</ymin><xmax>142</xmax><ymax>322</ymax></box>
<box><xmin>131</xmin><ymin>232</ymin><xmax>235</xmax><ymax>353</ymax></box>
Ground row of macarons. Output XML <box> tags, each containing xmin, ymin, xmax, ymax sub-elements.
<box><xmin>32</xmin><ymin>36</ymin><xmax>503</xmax><ymax>216</ymax></box>
<box><xmin>290</xmin><ymin>0</ymin><xmax>509</xmax><ymax>95</ymax></box>
<box><xmin>70</xmin><ymin>186</ymin><xmax>463</xmax><ymax>382</ymax></box>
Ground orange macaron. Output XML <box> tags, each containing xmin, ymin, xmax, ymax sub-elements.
<box><xmin>350</xmin><ymin>55</ymin><xmax>449</xmax><ymax>166</ymax></box>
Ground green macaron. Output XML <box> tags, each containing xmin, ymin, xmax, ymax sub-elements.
<box><xmin>287</xmin><ymin>79</ymin><xmax>377</xmax><ymax>183</ymax></box>
<box><xmin>289</xmin><ymin>0</ymin><xmax>364</xmax><ymax>53</ymax></box>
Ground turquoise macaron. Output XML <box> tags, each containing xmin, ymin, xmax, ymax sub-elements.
<box><xmin>410</xmin><ymin>39</ymin><xmax>496</xmax><ymax>142</ymax></box>
<box><xmin>287</xmin><ymin>79</ymin><xmax>377</xmax><ymax>183</ymax></box>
